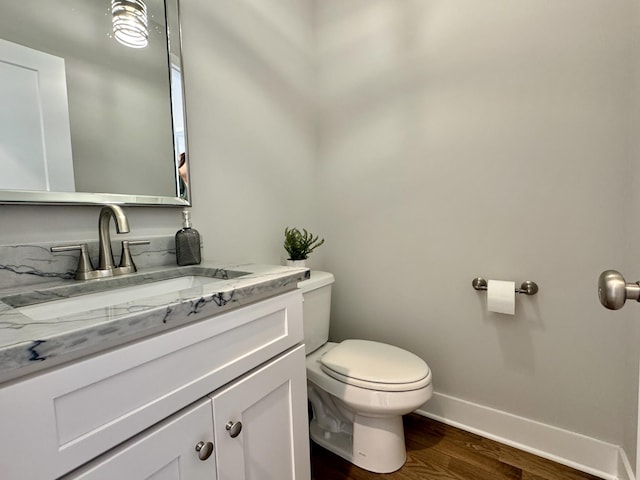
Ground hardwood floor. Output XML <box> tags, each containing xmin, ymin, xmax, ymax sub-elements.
<box><xmin>310</xmin><ymin>414</ymin><xmax>604</xmax><ymax>480</ymax></box>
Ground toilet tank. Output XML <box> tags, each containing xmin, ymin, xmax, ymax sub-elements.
<box><xmin>298</xmin><ymin>271</ymin><xmax>335</xmax><ymax>354</ymax></box>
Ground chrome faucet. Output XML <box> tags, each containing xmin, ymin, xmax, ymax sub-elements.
<box><xmin>97</xmin><ymin>205</ymin><xmax>130</xmax><ymax>272</ymax></box>
<box><xmin>51</xmin><ymin>205</ymin><xmax>148</xmax><ymax>280</ymax></box>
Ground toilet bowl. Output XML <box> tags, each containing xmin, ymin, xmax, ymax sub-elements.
<box><xmin>299</xmin><ymin>272</ymin><xmax>433</xmax><ymax>473</ymax></box>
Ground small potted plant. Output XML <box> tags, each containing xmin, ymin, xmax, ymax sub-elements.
<box><xmin>284</xmin><ymin>227</ymin><xmax>324</xmax><ymax>267</ymax></box>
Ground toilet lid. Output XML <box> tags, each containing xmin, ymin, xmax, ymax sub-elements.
<box><xmin>319</xmin><ymin>339</ymin><xmax>430</xmax><ymax>392</ymax></box>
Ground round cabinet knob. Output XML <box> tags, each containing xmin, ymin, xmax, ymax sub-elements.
<box><xmin>226</xmin><ymin>420</ymin><xmax>242</xmax><ymax>438</ymax></box>
<box><xmin>598</xmin><ymin>270</ymin><xmax>640</xmax><ymax>310</ymax></box>
<box><xmin>195</xmin><ymin>441</ymin><xmax>214</xmax><ymax>461</ymax></box>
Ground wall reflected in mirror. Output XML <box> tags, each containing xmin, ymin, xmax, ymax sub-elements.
<box><xmin>0</xmin><ymin>0</ymin><xmax>189</xmax><ymax>205</ymax></box>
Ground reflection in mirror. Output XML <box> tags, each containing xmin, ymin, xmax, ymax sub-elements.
<box><xmin>0</xmin><ymin>0</ymin><xmax>189</xmax><ymax>205</ymax></box>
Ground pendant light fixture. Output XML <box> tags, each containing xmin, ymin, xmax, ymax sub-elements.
<box><xmin>111</xmin><ymin>0</ymin><xmax>149</xmax><ymax>48</ymax></box>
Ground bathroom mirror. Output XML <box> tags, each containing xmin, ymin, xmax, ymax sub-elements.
<box><xmin>0</xmin><ymin>0</ymin><xmax>189</xmax><ymax>206</ymax></box>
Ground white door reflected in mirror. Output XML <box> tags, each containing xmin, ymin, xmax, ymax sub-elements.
<box><xmin>0</xmin><ymin>39</ymin><xmax>74</xmax><ymax>192</ymax></box>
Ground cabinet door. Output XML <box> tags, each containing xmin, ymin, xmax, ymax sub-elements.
<box><xmin>64</xmin><ymin>398</ymin><xmax>216</xmax><ymax>480</ymax></box>
<box><xmin>211</xmin><ymin>344</ymin><xmax>310</xmax><ymax>480</ymax></box>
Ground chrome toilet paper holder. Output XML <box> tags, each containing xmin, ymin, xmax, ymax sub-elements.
<box><xmin>472</xmin><ymin>277</ymin><xmax>539</xmax><ymax>295</ymax></box>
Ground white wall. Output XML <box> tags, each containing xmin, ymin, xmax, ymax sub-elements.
<box><xmin>180</xmin><ymin>0</ymin><xmax>317</xmax><ymax>265</ymax></box>
<box><xmin>0</xmin><ymin>205</ymin><xmax>180</xmax><ymax>246</ymax></box>
<box><xmin>315</xmin><ymin>0</ymin><xmax>636</xmax><ymax>452</ymax></box>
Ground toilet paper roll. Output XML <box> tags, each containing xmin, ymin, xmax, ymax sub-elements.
<box><xmin>487</xmin><ymin>280</ymin><xmax>515</xmax><ymax>315</ymax></box>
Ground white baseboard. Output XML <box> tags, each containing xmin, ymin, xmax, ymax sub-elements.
<box><xmin>618</xmin><ymin>447</ymin><xmax>635</xmax><ymax>480</ymax></box>
<box><xmin>416</xmin><ymin>392</ymin><xmax>633</xmax><ymax>480</ymax></box>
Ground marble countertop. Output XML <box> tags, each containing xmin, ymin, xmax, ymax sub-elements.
<box><xmin>0</xmin><ymin>263</ymin><xmax>309</xmax><ymax>384</ymax></box>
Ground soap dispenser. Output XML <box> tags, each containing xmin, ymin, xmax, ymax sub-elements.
<box><xmin>175</xmin><ymin>208</ymin><xmax>201</xmax><ymax>266</ymax></box>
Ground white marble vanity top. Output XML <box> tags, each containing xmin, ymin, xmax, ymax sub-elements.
<box><xmin>0</xmin><ymin>262</ymin><xmax>309</xmax><ymax>384</ymax></box>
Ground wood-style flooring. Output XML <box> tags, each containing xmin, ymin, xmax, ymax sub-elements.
<box><xmin>310</xmin><ymin>414</ymin><xmax>604</xmax><ymax>480</ymax></box>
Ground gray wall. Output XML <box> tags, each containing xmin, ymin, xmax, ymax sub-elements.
<box><xmin>180</xmin><ymin>0</ymin><xmax>318</xmax><ymax>265</ymax></box>
<box><xmin>315</xmin><ymin>0</ymin><xmax>638</xmax><ymax>457</ymax></box>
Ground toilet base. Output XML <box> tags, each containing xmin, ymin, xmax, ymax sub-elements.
<box><xmin>309</xmin><ymin>414</ymin><xmax>407</xmax><ymax>473</ymax></box>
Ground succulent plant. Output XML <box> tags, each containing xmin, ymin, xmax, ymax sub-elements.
<box><xmin>284</xmin><ymin>227</ymin><xmax>325</xmax><ymax>260</ymax></box>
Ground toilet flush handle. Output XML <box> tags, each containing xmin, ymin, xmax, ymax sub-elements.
<box><xmin>598</xmin><ymin>270</ymin><xmax>640</xmax><ymax>310</ymax></box>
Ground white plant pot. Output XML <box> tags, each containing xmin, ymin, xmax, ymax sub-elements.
<box><xmin>286</xmin><ymin>259</ymin><xmax>307</xmax><ymax>268</ymax></box>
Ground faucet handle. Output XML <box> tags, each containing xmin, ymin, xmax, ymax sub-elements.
<box><xmin>51</xmin><ymin>244</ymin><xmax>95</xmax><ymax>280</ymax></box>
<box><xmin>118</xmin><ymin>240</ymin><xmax>150</xmax><ymax>273</ymax></box>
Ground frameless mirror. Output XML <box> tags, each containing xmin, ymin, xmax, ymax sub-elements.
<box><xmin>0</xmin><ymin>0</ymin><xmax>189</xmax><ymax>206</ymax></box>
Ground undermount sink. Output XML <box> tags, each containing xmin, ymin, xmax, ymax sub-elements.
<box><xmin>19</xmin><ymin>276</ymin><xmax>211</xmax><ymax>320</ymax></box>
<box><xmin>2</xmin><ymin>267</ymin><xmax>249</xmax><ymax>321</ymax></box>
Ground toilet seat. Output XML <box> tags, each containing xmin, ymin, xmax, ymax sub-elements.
<box><xmin>307</xmin><ymin>343</ymin><xmax>433</xmax><ymax>415</ymax></box>
<box><xmin>320</xmin><ymin>339</ymin><xmax>431</xmax><ymax>392</ymax></box>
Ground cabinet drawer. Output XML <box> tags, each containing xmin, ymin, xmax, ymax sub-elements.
<box><xmin>0</xmin><ymin>290</ymin><xmax>302</xmax><ymax>480</ymax></box>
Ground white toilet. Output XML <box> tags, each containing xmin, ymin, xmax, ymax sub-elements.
<box><xmin>299</xmin><ymin>271</ymin><xmax>433</xmax><ymax>474</ymax></box>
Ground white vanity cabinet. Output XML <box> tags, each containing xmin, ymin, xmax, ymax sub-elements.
<box><xmin>211</xmin><ymin>345</ymin><xmax>309</xmax><ymax>480</ymax></box>
<box><xmin>65</xmin><ymin>398</ymin><xmax>217</xmax><ymax>480</ymax></box>
<box><xmin>0</xmin><ymin>290</ymin><xmax>310</xmax><ymax>480</ymax></box>
<box><xmin>66</xmin><ymin>345</ymin><xmax>308</xmax><ymax>480</ymax></box>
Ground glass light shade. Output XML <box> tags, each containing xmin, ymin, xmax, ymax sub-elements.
<box><xmin>112</xmin><ymin>0</ymin><xmax>148</xmax><ymax>48</ymax></box>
